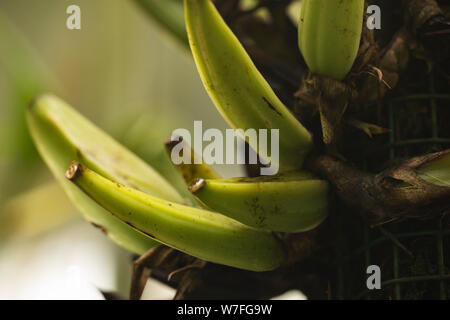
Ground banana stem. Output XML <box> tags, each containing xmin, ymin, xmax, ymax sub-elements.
<box><xmin>306</xmin><ymin>149</ymin><xmax>450</xmax><ymax>222</ymax></box>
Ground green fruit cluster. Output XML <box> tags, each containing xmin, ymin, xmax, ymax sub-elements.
<box><xmin>26</xmin><ymin>0</ymin><xmax>370</xmax><ymax>271</ymax></box>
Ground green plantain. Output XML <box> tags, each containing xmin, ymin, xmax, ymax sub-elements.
<box><xmin>27</xmin><ymin>94</ymin><xmax>185</xmax><ymax>254</ymax></box>
<box><xmin>185</xmin><ymin>0</ymin><xmax>313</xmax><ymax>172</ymax></box>
<box><xmin>298</xmin><ymin>0</ymin><xmax>364</xmax><ymax>80</ymax></box>
<box><xmin>189</xmin><ymin>172</ymin><xmax>329</xmax><ymax>233</ymax></box>
<box><xmin>66</xmin><ymin>162</ymin><xmax>287</xmax><ymax>271</ymax></box>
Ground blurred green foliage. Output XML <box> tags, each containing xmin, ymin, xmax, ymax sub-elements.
<box><xmin>133</xmin><ymin>0</ymin><xmax>188</xmax><ymax>47</ymax></box>
<box><xmin>0</xmin><ymin>11</ymin><xmax>61</xmax><ymax>200</ymax></box>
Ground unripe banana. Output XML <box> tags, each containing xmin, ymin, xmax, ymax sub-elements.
<box><xmin>185</xmin><ymin>0</ymin><xmax>313</xmax><ymax>172</ymax></box>
<box><xmin>298</xmin><ymin>0</ymin><xmax>364</xmax><ymax>80</ymax></box>
<box><xmin>189</xmin><ymin>172</ymin><xmax>329</xmax><ymax>233</ymax></box>
<box><xmin>165</xmin><ymin>135</ymin><xmax>220</xmax><ymax>185</ymax></box>
<box><xmin>26</xmin><ymin>94</ymin><xmax>185</xmax><ymax>254</ymax></box>
<box><xmin>66</xmin><ymin>162</ymin><xmax>286</xmax><ymax>271</ymax></box>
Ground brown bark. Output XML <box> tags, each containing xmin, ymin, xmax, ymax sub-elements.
<box><xmin>403</xmin><ymin>0</ymin><xmax>443</xmax><ymax>35</ymax></box>
<box><xmin>306</xmin><ymin>150</ymin><xmax>450</xmax><ymax>223</ymax></box>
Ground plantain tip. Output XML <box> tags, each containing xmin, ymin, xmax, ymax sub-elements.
<box><xmin>27</xmin><ymin>93</ymin><xmax>54</xmax><ymax>111</ymax></box>
<box><xmin>188</xmin><ymin>178</ymin><xmax>206</xmax><ymax>193</ymax></box>
<box><xmin>65</xmin><ymin>161</ymin><xmax>83</xmax><ymax>180</ymax></box>
<box><xmin>164</xmin><ymin>135</ymin><xmax>183</xmax><ymax>151</ymax></box>
<box><xmin>27</xmin><ymin>97</ymin><xmax>38</xmax><ymax>111</ymax></box>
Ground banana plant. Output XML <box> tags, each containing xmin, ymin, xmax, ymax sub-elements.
<box><xmin>26</xmin><ymin>0</ymin><xmax>329</xmax><ymax>272</ymax></box>
<box><xmin>20</xmin><ymin>0</ymin><xmax>380</xmax><ymax>274</ymax></box>
<box><xmin>25</xmin><ymin>0</ymin><xmax>450</xmax><ymax>278</ymax></box>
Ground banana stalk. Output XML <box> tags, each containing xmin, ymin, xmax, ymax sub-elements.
<box><xmin>26</xmin><ymin>94</ymin><xmax>185</xmax><ymax>254</ymax></box>
<box><xmin>189</xmin><ymin>172</ymin><xmax>329</xmax><ymax>233</ymax></box>
<box><xmin>298</xmin><ymin>0</ymin><xmax>364</xmax><ymax>80</ymax></box>
<box><xmin>66</xmin><ymin>162</ymin><xmax>286</xmax><ymax>271</ymax></box>
<box><xmin>185</xmin><ymin>0</ymin><xmax>313</xmax><ymax>172</ymax></box>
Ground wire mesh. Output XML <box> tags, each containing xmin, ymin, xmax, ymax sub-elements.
<box><xmin>335</xmin><ymin>72</ymin><xmax>450</xmax><ymax>300</ymax></box>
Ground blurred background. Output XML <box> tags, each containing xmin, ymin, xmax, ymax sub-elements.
<box><xmin>0</xmin><ymin>0</ymin><xmax>247</xmax><ymax>299</ymax></box>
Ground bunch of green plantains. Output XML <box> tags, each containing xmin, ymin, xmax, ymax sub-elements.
<box><xmin>27</xmin><ymin>0</ymin><xmax>450</xmax><ymax>299</ymax></box>
<box><xmin>27</xmin><ymin>0</ymin><xmax>329</xmax><ymax>272</ymax></box>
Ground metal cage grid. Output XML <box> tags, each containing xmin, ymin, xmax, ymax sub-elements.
<box><xmin>335</xmin><ymin>73</ymin><xmax>450</xmax><ymax>300</ymax></box>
